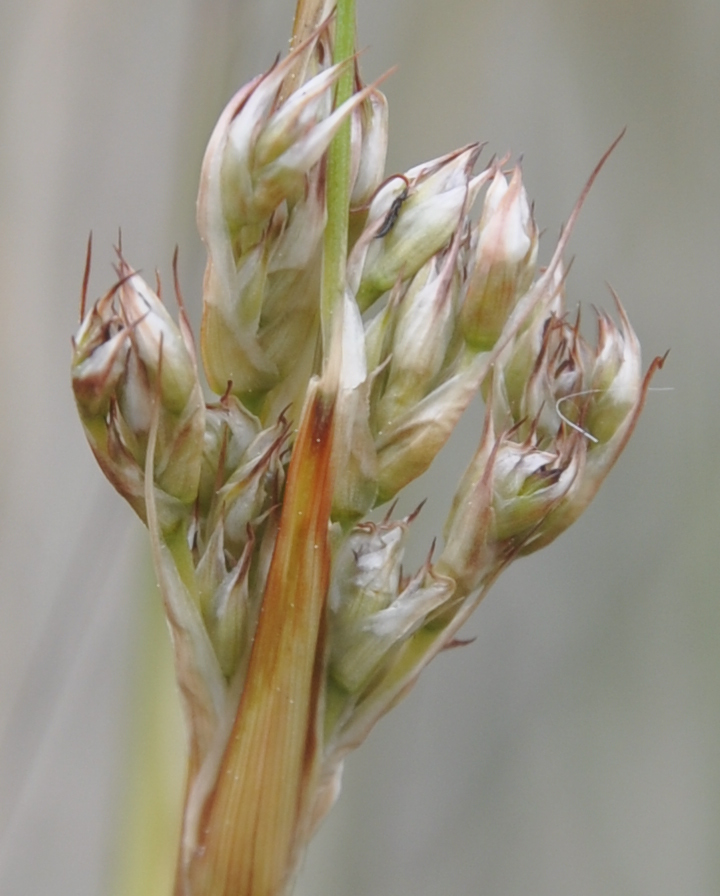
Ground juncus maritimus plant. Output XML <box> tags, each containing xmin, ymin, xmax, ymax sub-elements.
<box><xmin>71</xmin><ymin>0</ymin><xmax>665</xmax><ymax>893</ymax></box>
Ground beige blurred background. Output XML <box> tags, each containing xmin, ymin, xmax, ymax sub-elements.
<box><xmin>0</xmin><ymin>1</ymin><xmax>718</xmax><ymax>894</ymax></box>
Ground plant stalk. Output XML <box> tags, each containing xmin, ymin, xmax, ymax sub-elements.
<box><xmin>320</xmin><ymin>0</ymin><xmax>356</xmax><ymax>357</ymax></box>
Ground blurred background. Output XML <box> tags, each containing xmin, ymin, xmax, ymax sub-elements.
<box><xmin>0</xmin><ymin>1</ymin><xmax>718</xmax><ymax>894</ymax></box>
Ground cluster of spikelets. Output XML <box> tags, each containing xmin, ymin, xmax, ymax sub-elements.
<box><xmin>71</xmin><ymin>13</ymin><xmax>663</xmax><ymax>896</ymax></box>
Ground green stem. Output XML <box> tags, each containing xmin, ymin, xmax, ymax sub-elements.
<box><xmin>320</xmin><ymin>0</ymin><xmax>356</xmax><ymax>357</ymax></box>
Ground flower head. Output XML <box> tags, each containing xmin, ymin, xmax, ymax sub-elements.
<box><xmin>71</xmin><ymin>11</ymin><xmax>664</xmax><ymax>896</ymax></box>
<box><xmin>460</xmin><ymin>165</ymin><xmax>538</xmax><ymax>350</ymax></box>
<box><xmin>72</xmin><ymin>252</ymin><xmax>205</xmax><ymax>527</ymax></box>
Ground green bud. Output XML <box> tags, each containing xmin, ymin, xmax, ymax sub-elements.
<box><xmin>374</xmin><ymin>352</ymin><xmax>487</xmax><ymax>504</ymax></box>
<box><xmin>207</xmin><ymin>53</ymin><xmax>376</xmax><ymax>238</ymax></box>
<box><xmin>362</xmin><ymin>278</ymin><xmax>402</xmax><ymax>374</ymax></box>
<box><xmin>349</xmin><ymin>88</ymin><xmax>389</xmax><ymax>208</ymax></box>
<box><xmin>71</xmin><ymin>261</ymin><xmax>205</xmax><ymax>521</ymax></box>
<box><xmin>204</xmin><ymin>417</ymin><xmax>287</xmax><ymax>562</ymax></box>
<box><xmin>202</xmin><ymin>60</ymin><xmax>374</xmax><ymax>419</ymax></box>
<box><xmin>489</xmin><ymin>436</ymin><xmax>582</xmax><ymax>546</ymax></box>
<box><xmin>196</xmin><ymin>525</ymin><xmax>253</xmax><ymax>680</ymax></box>
<box><xmin>374</xmin><ymin>232</ymin><xmax>461</xmax><ymax>430</ymax></box>
<box><xmin>198</xmin><ymin>393</ymin><xmax>260</xmax><ymax>515</ymax></box>
<box><xmin>485</xmin><ymin>262</ymin><xmax>566</xmax><ymax>432</ymax></box>
<box><xmin>482</xmin><ymin>291</ymin><xmax>660</xmax><ymax>557</ymax></box>
<box><xmin>71</xmin><ymin>307</ymin><xmax>130</xmax><ymax>418</ymax></box>
<box><xmin>583</xmin><ymin>295</ymin><xmax>643</xmax><ymax>445</ymax></box>
<box><xmin>330</xmin><ymin>520</ymin><xmax>406</xmax><ymax>639</ymax></box>
<box><xmin>461</xmin><ymin>166</ymin><xmax>538</xmax><ymax>350</ymax></box>
<box><xmin>329</xmin><ymin>516</ymin><xmax>454</xmax><ymax>694</ymax></box>
<box><xmin>354</xmin><ymin>145</ymin><xmax>486</xmax><ymax>310</ymax></box>
<box><xmin>435</xmin><ymin>411</ymin><xmax>496</xmax><ymax>593</ymax></box>
<box><xmin>113</xmin><ymin>267</ymin><xmax>205</xmax><ymax>506</ymax></box>
<box><xmin>200</xmin><ymin>235</ymin><xmax>278</xmax><ymax>400</ymax></box>
<box><xmin>438</xmin><ymin>404</ymin><xmax>581</xmax><ymax>589</ymax></box>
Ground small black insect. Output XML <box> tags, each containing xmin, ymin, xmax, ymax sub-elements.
<box><xmin>376</xmin><ymin>177</ymin><xmax>409</xmax><ymax>238</ymax></box>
